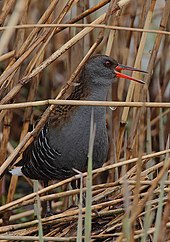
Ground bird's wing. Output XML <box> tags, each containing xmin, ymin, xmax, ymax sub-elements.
<box><xmin>20</xmin><ymin>124</ymin><xmax>62</xmax><ymax>180</ymax></box>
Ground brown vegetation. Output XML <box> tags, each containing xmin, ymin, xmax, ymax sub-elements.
<box><xmin>0</xmin><ymin>0</ymin><xmax>170</xmax><ymax>241</ymax></box>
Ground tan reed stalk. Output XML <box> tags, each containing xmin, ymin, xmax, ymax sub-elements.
<box><xmin>0</xmin><ymin>0</ymin><xmax>169</xmax><ymax>240</ymax></box>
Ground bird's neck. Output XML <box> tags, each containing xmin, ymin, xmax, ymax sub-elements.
<box><xmin>69</xmin><ymin>76</ymin><xmax>110</xmax><ymax>102</ymax></box>
<box><xmin>49</xmin><ymin>77</ymin><xmax>109</xmax><ymax>128</ymax></box>
<box><xmin>85</xmin><ymin>85</ymin><xmax>109</xmax><ymax>101</ymax></box>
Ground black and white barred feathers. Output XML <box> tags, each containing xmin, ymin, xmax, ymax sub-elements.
<box><xmin>20</xmin><ymin>125</ymin><xmax>71</xmax><ymax>181</ymax></box>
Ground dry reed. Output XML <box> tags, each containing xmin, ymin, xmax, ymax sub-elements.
<box><xmin>0</xmin><ymin>0</ymin><xmax>170</xmax><ymax>241</ymax></box>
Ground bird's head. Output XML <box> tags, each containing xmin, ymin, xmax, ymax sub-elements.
<box><xmin>83</xmin><ymin>55</ymin><xmax>146</xmax><ymax>87</ymax></box>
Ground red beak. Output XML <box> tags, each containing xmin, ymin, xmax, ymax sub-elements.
<box><xmin>115</xmin><ymin>64</ymin><xmax>147</xmax><ymax>84</ymax></box>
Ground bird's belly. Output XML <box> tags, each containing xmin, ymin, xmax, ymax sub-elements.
<box><xmin>48</xmin><ymin>121</ymin><xmax>108</xmax><ymax>174</ymax></box>
<box><xmin>47</xmin><ymin>106</ymin><xmax>108</xmax><ymax>178</ymax></box>
<box><xmin>22</xmin><ymin>107</ymin><xmax>108</xmax><ymax>181</ymax></box>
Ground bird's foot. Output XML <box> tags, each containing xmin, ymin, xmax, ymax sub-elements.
<box><xmin>43</xmin><ymin>208</ymin><xmax>54</xmax><ymax>218</ymax></box>
<box><xmin>41</xmin><ymin>199</ymin><xmax>54</xmax><ymax>218</ymax></box>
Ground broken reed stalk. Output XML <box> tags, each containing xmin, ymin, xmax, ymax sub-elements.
<box><xmin>0</xmin><ymin>148</ymin><xmax>169</xmax><ymax>213</ymax></box>
<box><xmin>0</xmin><ymin>24</ymin><xmax>170</xmax><ymax>35</ymax></box>
<box><xmin>0</xmin><ymin>100</ymin><xmax>170</xmax><ymax>110</ymax></box>
<box><xmin>0</xmin><ymin>14</ymin><xmax>106</xmax><ymax>104</ymax></box>
<box><xmin>0</xmin><ymin>189</ymin><xmax>169</xmax><ymax>234</ymax></box>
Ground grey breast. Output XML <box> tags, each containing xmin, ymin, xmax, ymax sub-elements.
<box><xmin>48</xmin><ymin>105</ymin><xmax>108</xmax><ymax>174</ymax></box>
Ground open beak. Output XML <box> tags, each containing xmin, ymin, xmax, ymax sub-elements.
<box><xmin>115</xmin><ymin>64</ymin><xmax>147</xmax><ymax>84</ymax></box>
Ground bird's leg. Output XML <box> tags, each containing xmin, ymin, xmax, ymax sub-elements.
<box><xmin>71</xmin><ymin>179</ymin><xmax>86</xmax><ymax>207</ymax></box>
<box><xmin>71</xmin><ymin>180</ymin><xmax>100</xmax><ymax>217</ymax></box>
<box><xmin>42</xmin><ymin>180</ymin><xmax>53</xmax><ymax>217</ymax></box>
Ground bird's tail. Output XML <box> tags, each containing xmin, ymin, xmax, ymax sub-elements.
<box><xmin>9</xmin><ymin>167</ymin><xmax>23</xmax><ymax>176</ymax></box>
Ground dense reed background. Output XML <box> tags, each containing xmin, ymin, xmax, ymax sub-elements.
<box><xmin>0</xmin><ymin>0</ymin><xmax>170</xmax><ymax>241</ymax></box>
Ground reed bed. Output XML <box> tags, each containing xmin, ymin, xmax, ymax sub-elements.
<box><xmin>0</xmin><ymin>0</ymin><xmax>170</xmax><ymax>241</ymax></box>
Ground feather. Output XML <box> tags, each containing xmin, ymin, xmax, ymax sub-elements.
<box><xmin>9</xmin><ymin>167</ymin><xmax>23</xmax><ymax>176</ymax></box>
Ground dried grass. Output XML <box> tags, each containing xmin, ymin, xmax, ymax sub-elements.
<box><xmin>0</xmin><ymin>0</ymin><xmax>170</xmax><ymax>241</ymax></box>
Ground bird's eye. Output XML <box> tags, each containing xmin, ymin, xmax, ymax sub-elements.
<box><xmin>105</xmin><ymin>60</ymin><xmax>112</xmax><ymax>68</ymax></box>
